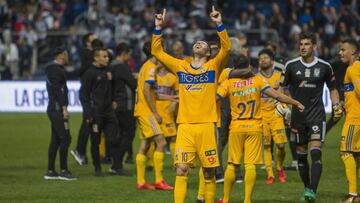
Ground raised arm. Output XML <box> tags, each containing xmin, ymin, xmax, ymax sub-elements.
<box><xmin>210</xmin><ymin>6</ymin><xmax>231</xmax><ymax>69</ymax></box>
<box><xmin>151</xmin><ymin>9</ymin><xmax>183</xmax><ymax>74</ymax></box>
<box><xmin>264</xmin><ymin>88</ymin><xmax>304</xmax><ymax>112</ymax></box>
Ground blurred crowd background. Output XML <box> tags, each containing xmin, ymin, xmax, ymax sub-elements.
<box><xmin>0</xmin><ymin>0</ymin><xmax>359</xmax><ymax>80</ymax></box>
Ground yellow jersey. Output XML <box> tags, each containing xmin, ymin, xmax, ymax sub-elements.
<box><xmin>216</xmin><ymin>68</ymin><xmax>233</xmax><ymax>127</ymax></box>
<box><xmin>156</xmin><ymin>70</ymin><xmax>178</xmax><ymax>121</ymax></box>
<box><xmin>344</xmin><ymin>61</ymin><xmax>360</xmax><ymax>123</ymax></box>
<box><xmin>151</xmin><ymin>26</ymin><xmax>231</xmax><ymax>124</ymax></box>
<box><xmin>134</xmin><ymin>60</ymin><xmax>157</xmax><ymax>116</ymax></box>
<box><xmin>259</xmin><ymin>70</ymin><xmax>284</xmax><ymax>121</ymax></box>
<box><xmin>217</xmin><ymin>74</ymin><xmax>270</xmax><ymax>133</ymax></box>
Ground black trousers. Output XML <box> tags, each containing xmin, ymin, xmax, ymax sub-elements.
<box><xmin>90</xmin><ymin>111</ymin><xmax>124</xmax><ymax>171</ymax></box>
<box><xmin>75</xmin><ymin>117</ymin><xmax>91</xmax><ymax>156</ymax></box>
<box><xmin>47</xmin><ymin>111</ymin><xmax>71</xmax><ymax>171</ymax></box>
<box><xmin>216</xmin><ymin>108</ymin><xmax>231</xmax><ymax>176</ymax></box>
<box><xmin>115</xmin><ymin>110</ymin><xmax>136</xmax><ymax>160</ymax></box>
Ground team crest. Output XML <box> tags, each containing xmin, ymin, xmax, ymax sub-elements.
<box><xmin>305</xmin><ymin>69</ymin><xmax>311</xmax><ymax>78</ymax></box>
<box><xmin>314</xmin><ymin>68</ymin><xmax>320</xmax><ymax>77</ymax></box>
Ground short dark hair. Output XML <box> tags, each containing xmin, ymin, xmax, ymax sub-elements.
<box><xmin>93</xmin><ymin>48</ymin><xmax>107</xmax><ymax>57</ymax></box>
<box><xmin>143</xmin><ymin>41</ymin><xmax>152</xmax><ymax>58</ymax></box>
<box><xmin>299</xmin><ymin>32</ymin><xmax>317</xmax><ymax>44</ymax></box>
<box><xmin>116</xmin><ymin>43</ymin><xmax>131</xmax><ymax>56</ymax></box>
<box><xmin>233</xmin><ymin>54</ymin><xmax>250</xmax><ymax>69</ymax></box>
<box><xmin>53</xmin><ymin>46</ymin><xmax>67</xmax><ymax>57</ymax></box>
<box><xmin>265</xmin><ymin>41</ymin><xmax>277</xmax><ymax>53</ymax></box>
<box><xmin>82</xmin><ymin>33</ymin><xmax>94</xmax><ymax>46</ymax></box>
<box><xmin>258</xmin><ymin>48</ymin><xmax>275</xmax><ymax>60</ymax></box>
<box><xmin>341</xmin><ymin>38</ymin><xmax>360</xmax><ymax>53</ymax></box>
<box><xmin>91</xmin><ymin>39</ymin><xmax>104</xmax><ymax>49</ymax></box>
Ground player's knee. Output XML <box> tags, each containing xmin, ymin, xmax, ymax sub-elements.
<box><xmin>154</xmin><ymin>135</ymin><xmax>166</xmax><ymax>150</ymax></box>
<box><xmin>202</xmin><ymin>168</ymin><xmax>215</xmax><ymax>180</ymax></box>
<box><xmin>244</xmin><ymin>163</ymin><xmax>255</xmax><ymax>171</ymax></box>
<box><xmin>175</xmin><ymin>164</ymin><xmax>189</xmax><ymax>176</ymax></box>
<box><xmin>277</xmin><ymin>143</ymin><xmax>285</xmax><ymax>149</ymax></box>
<box><xmin>310</xmin><ymin>147</ymin><xmax>322</xmax><ymax>163</ymax></box>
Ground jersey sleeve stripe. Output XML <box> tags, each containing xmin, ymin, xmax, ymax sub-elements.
<box><xmin>261</xmin><ymin>86</ymin><xmax>271</xmax><ymax>93</ymax></box>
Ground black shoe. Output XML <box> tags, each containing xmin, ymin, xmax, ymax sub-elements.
<box><xmin>215</xmin><ymin>174</ymin><xmax>224</xmax><ymax>184</ymax></box>
<box><xmin>70</xmin><ymin>149</ymin><xmax>86</xmax><ymax>165</ymax></box>
<box><xmin>95</xmin><ymin>169</ymin><xmax>104</xmax><ymax>177</ymax></box>
<box><xmin>58</xmin><ymin>170</ymin><xmax>77</xmax><ymax>181</ymax></box>
<box><xmin>146</xmin><ymin>166</ymin><xmax>153</xmax><ymax>171</ymax></box>
<box><xmin>44</xmin><ymin>170</ymin><xmax>59</xmax><ymax>180</ymax></box>
<box><xmin>196</xmin><ymin>199</ymin><xmax>205</xmax><ymax>203</ymax></box>
<box><xmin>108</xmin><ymin>167</ymin><xmax>132</xmax><ymax>176</ymax></box>
<box><xmin>235</xmin><ymin>169</ymin><xmax>243</xmax><ymax>184</ymax></box>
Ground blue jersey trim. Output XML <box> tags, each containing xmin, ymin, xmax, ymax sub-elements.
<box><xmin>177</xmin><ymin>71</ymin><xmax>215</xmax><ymax>84</ymax></box>
<box><xmin>344</xmin><ymin>83</ymin><xmax>354</xmax><ymax>92</ymax></box>
<box><xmin>261</xmin><ymin>86</ymin><xmax>271</xmax><ymax>93</ymax></box>
<box><xmin>217</xmin><ymin>24</ymin><xmax>225</xmax><ymax>32</ymax></box>
<box><xmin>153</xmin><ymin>29</ymin><xmax>162</xmax><ymax>35</ymax></box>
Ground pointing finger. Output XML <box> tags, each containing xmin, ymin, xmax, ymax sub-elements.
<box><xmin>163</xmin><ymin>8</ymin><xmax>167</xmax><ymax>18</ymax></box>
<box><xmin>212</xmin><ymin>5</ymin><xmax>215</xmax><ymax>12</ymax></box>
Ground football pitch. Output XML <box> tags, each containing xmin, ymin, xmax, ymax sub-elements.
<box><xmin>0</xmin><ymin>113</ymin><xmax>348</xmax><ymax>202</ymax></box>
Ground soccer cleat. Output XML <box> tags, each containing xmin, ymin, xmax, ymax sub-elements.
<box><xmin>278</xmin><ymin>169</ymin><xmax>287</xmax><ymax>183</ymax></box>
<box><xmin>235</xmin><ymin>175</ymin><xmax>244</xmax><ymax>184</ymax></box>
<box><xmin>154</xmin><ymin>180</ymin><xmax>174</xmax><ymax>190</ymax></box>
<box><xmin>44</xmin><ymin>170</ymin><xmax>59</xmax><ymax>180</ymax></box>
<box><xmin>265</xmin><ymin>176</ymin><xmax>275</xmax><ymax>185</ymax></box>
<box><xmin>108</xmin><ymin>167</ymin><xmax>132</xmax><ymax>176</ymax></box>
<box><xmin>217</xmin><ymin>198</ymin><xmax>229</xmax><ymax>203</ymax></box>
<box><xmin>340</xmin><ymin>194</ymin><xmax>360</xmax><ymax>203</ymax></box>
<box><xmin>196</xmin><ymin>199</ymin><xmax>205</xmax><ymax>203</ymax></box>
<box><xmin>58</xmin><ymin>170</ymin><xmax>77</xmax><ymax>181</ymax></box>
<box><xmin>70</xmin><ymin>149</ymin><xmax>86</xmax><ymax>165</ymax></box>
<box><xmin>304</xmin><ymin>188</ymin><xmax>316</xmax><ymax>203</ymax></box>
<box><xmin>136</xmin><ymin>183</ymin><xmax>155</xmax><ymax>190</ymax></box>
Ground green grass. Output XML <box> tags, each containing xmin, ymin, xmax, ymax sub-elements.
<box><xmin>0</xmin><ymin>113</ymin><xmax>349</xmax><ymax>202</ymax></box>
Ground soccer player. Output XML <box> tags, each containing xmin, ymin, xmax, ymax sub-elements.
<box><xmin>258</xmin><ymin>48</ymin><xmax>288</xmax><ymax>184</ymax></box>
<box><xmin>80</xmin><ymin>48</ymin><xmax>124</xmax><ymax>176</ymax></box>
<box><xmin>217</xmin><ymin>55</ymin><xmax>304</xmax><ymax>203</ymax></box>
<box><xmin>338</xmin><ymin>38</ymin><xmax>360</xmax><ymax>203</ymax></box>
<box><xmin>156</xmin><ymin>64</ymin><xmax>178</xmax><ymax>157</ymax></box>
<box><xmin>134</xmin><ymin>42</ymin><xmax>174</xmax><ymax>191</ymax></box>
<box><xmin>44</xmin><ymin>47</ymin><xmax>77</xmax><ymax>181</ymax></box>
<box><xmin>152</xmin><ymin>7</ymin><xmax>231</xmax><ymax>203</ymax></box>
<box><xmin>281</xmin><ymin>32</ymin><xmax>342</xmax><ymax>202</ymax></box>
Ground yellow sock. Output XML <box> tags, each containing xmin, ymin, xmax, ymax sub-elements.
<box><xmin>276</xmin><ymin>146</ymin><xmax>285</xmax><ymax>171</ymax></box>
<box><xmin>342</xmin><ymin>153</ymin><xmax>357</xmax><ymax>195</ymax></box>
<box><xmin>99</xmin><ymin>132</ymin><xmax>106</xmax><ymax>159</ymax></box>
<box><xmin>136</xmin><ymin>153</ymin><xmax>147</xmax><ymax>184</ymax></box>
<box><xmin>264</xmin><ymin>146</ymin><xmax>274</xmax><ymax>178</ymax></box>
<box><xmin>223</xmin><ymin>164</ymin><xmax>236</xmax><ymax>202</ymax></box>
<box><xmin>204</xmin><ymin>177</ymin><xmax>216</xmax><ymax>202</ymax></box>
<box><xmin>175</xmin><ymin>176</ymin><xmax>188</xmax><ymax>203</ymax></box>
<box><xmin>170</xmin><ymin>141</ymin><xmax>176</xmax><ymax>160</ymax></box>
<box><xmin>147</xmin><ymin>142</ymin><xmax>155</xmax><ymax>167</ymax></box>
<box><xmin>197</xmin><ymin>167</ymin><xmax>205</xmax><ymax>201</ymax></box>
<box><xmin>244</xmin><ymin>164</ymin><xmax>256</xmax><ymax>203</ymax></box>
<box><xmin>154</xmin><ymin>151</ymin><xmax>164</xmax><ymax>183</ymax></box>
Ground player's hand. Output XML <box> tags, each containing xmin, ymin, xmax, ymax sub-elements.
<box><xmin>154</xmin><ymin>112</ymin><xmax>162</xmax><ymax>124</ymax></box>
<box><xmin>171</xmin><ymin>95</ymin><xmax>179</xmax><ymax>102</ymax></box>
<box><xmin>155</xmin><ymin>9</ymin><xmax>166</xmax><ymax>29</ymax></box>
<box><xmin>295</xmin><ymin>102</ymin><xmax>305</xmax><ymax>112</ymax></box>
<box><xmin>62</xmin><ymin>107</ymin><xmax>69</xmax><ymax>120</ymax></box>
<box><xmin>209</xmin><ymin>6</ymin><xmax>222</xmax><ymax>25</ymax></box>
<box><xmin>112</xmin><ymin>101</ymin><xmax>118</xmax><ymax>110</ymax></box>
<box><xmin>168</xmin><ymin>102</ymin><xmax>177</xmax><ymax>115</ymax></box>
<box><xmin>333</xmin><ymin>103</ymin><xmax>343</xmax><ymax>121</ymax></box>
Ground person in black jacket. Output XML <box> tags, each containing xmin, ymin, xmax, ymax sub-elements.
<box><xmin>71</xmin><ymin>33</ymin><xmax>97</xmax><ymax>165</ymax></box>
<box><xmin>81</xmin><ymin>48</ymin><xmax>129</xmax><ymax>176</ymax></box>
<box><xmin>44</xmin><ymin>47</ymin><xmax>77</xmax><ymax>181</ymax></box>
<box><xmin>110</xmin><ymin>43</ymin><xmax>137</xmax><ymax>165</ymax></box>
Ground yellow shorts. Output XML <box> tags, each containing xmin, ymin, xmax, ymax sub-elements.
<box><xmin>161</xmin><ymin>120</ymin><xmax>176</xmax><ymax>137</ymax></box>
<box><xmin>340</xmin><ymin>122</ymin><xmax>360</xmax><ymax>152</ymax></box>
<box><xmin>228</xmin><ymin>131</ymin><xmax>263</xmax><ymax>165</ymax></box>
<box><xmin>174</xmin><ymin>123</ymin><xmax>219</xmax><ymax>168</ymax></box>
<box><xmin>136</xmin><ymin>115</ymin><xmax>163</xmax><ymax>139</ymax></box>
<box><xmin>263</xmin><ymin>118</ymin><xmax>286</xmax><ymax>145</ymax></box>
